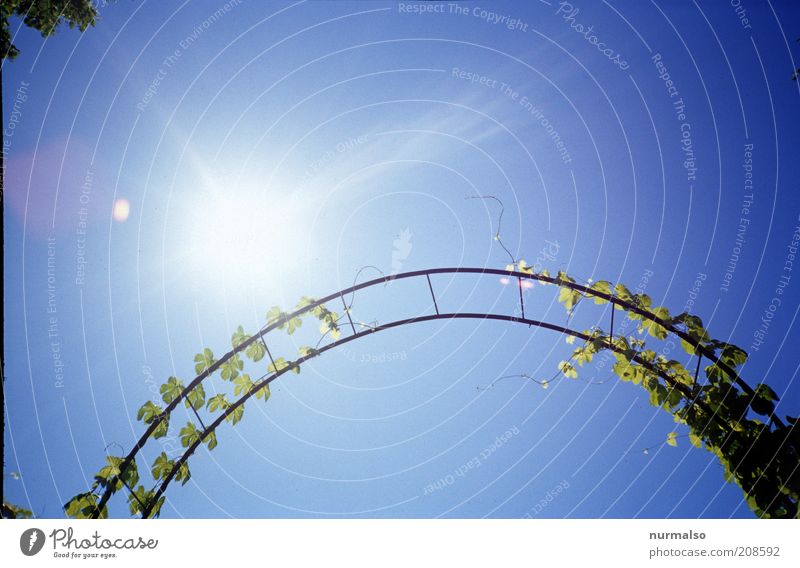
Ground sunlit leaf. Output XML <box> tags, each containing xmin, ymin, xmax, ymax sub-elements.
<box><xmin>206</xmin><ymin>394</ymin><xmax>229</xmax><ymax>413</ymax></box>
<box><xmin>179</xmin><ymin>422</ymin><xmax>200</xmax><ymax>448</ymax></box>
<box><xmin>193</xmin><ymin>348</ymin><xmax>216</xmax><ymax>375</ymax></box>
<box><xmin>245</xmin><ymin>340</ymin><xmax>266</xmax><ymax>362</ymax></box>
<box><xmin>137</xmin><ymin>401</ymin><xmax>161</xmax><ymax>424</ymax></box>
<box><xmin>558</xmin><ymin>361</ymin><xmax>577</xmax><ymax>379</ymax></box>
<box><xmin>225</xmin><ymin>404</ymin><xmax>244</xmax><ymax>426</ymax></box>
<box><xmin>588</xmin><ymin>280</ymin><xmax>612</xmax><ymax>304</ymax></box>
<box><xmin>231</xmin><ymin>325</ymin><xmax>250</xmax><ymax>349</ymax></box>
<box><xmin>185</xmin><ymin>384</ymin><xmax>206</xmax><ymax>410</ymax></box>
<box><xmin>233</xmin><ymin>374</ymin><xmax>254</xmax><ymax>397</ymax></box>
<box><xmin>160</xmin><ymin>376</ymin><xmax>184</xmax><ymax>405</ymax></box>
<box><xmin>220</xmin><ymin>354</ymin><xmax>243</xmax><ymax>381</ymax></box>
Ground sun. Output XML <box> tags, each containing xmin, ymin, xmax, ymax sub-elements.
<box><xmin>187</xmin><ymin>189</ymin><xmax>302</xmax><ymax>291</ymax></box>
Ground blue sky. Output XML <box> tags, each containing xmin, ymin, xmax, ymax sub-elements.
<box><xmin>3</xmin><ymin>0</ymin><xmax>800</xmax><ymax>518</ymax></box>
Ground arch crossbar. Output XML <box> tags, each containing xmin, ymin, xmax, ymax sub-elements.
<box><xmin>90</xmin><ymin>267</ymin><xmax>762</xmax><ymax>517</ymax></box>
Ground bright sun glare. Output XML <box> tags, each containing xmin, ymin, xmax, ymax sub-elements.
<box><xmin>188</xmin><ymin>190</ymin><xmax>301</xmax><ymax>291</ymax></box>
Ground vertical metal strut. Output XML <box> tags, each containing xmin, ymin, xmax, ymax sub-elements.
<box><xmin>426</xmin><ymin>274</ymin><xmax>440</xmax><ymax>315</ymax></box>
<box><xmin>341</xmin><ymin>293</ymin><xmax>357</xmax><ymax>335</ymax></box>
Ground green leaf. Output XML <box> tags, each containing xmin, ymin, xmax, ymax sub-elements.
<box><xmin>233</xmin><ymin>374</ymin><xmax>254</xmax><ymax>397</ymax></box>
<box><xmin>185</xmin><ymin>383</ymin><xmax>206</xmax><ymax>410</ymax></box>
<box><xmin>285</xmin><ymin>316</ymin><xmax>303</xmax><ymax>335</ymax></box>
<box><xmin>180</xmin><ymin>422</ymin><xmax>200</xmax><ymax>448</ymax></box>
<box><xmin>296</xmin><ymin>296</ymin><xmax>317</xmax><ymax>309</ymax></box>
<box><xmin>558</xmin><ymin>361</ymin><xmax>578</xmax><ymax>379</ymax></box>
<box><xmin>705</xmin><ymin>363</ymin><xmax>729</xmax><ymax>383</ymax></box>
<box><xmin>160</xmin><ymin>376</ymin><xmax>184</xmax><ymax>405</ymax></box>
<box><xmin>516</xmin><ymin>259</ymin><xmax>534</xmax><ymax>274</ymax></box>
<box><xmin>231</xmin><ymin>325</ymin><xmax>250</xmax><ymax>349</ymax></box>
<box><xmin>225</xmin><ymin>404</ymin><xmax>244</xmax><ymax>426</ymax></box>
<box><xmin>206</xmin><ymin>431</ymin><xmax>218</xmax><ymax>451</ymax></box>
<box><xmin>176</xmin><ymin>462</ymin><xmax>191</xmax><ymax>485</ymax></box>
<box><xmin>220</xmin><ymin>354</ymin><xmax>244</xmax><ymax>381</ymax></box>
<box><xmin>194</xmin><ymin>348</ymin><xmax>216</xmax><ymax>375</ymax></box>
<box><xmin>613</xmin><ymin>360</ymin><xmax>636</xmax><ymax>383</ymax></box>
<box><xmin>2</xmin><ymin>502</ymin><xmax>32</xmax><ymax>518</ymax></box>
<box><xmin>266</xmin><ymin>306</ymin><xmax>284</xmax><ymax>325</ymax></box>
<box><xmin>151</xmin><ymin>453</ymin><xmax>173</xmax><ymax>481</ymax></box>
<box><xmin>65</xmin><ymin>492</ymin><xmax>104</xmax><ymax>519</ymax></box>
<box><xmin>151</xmin><ymin>414</ymin><xmax>170</xmax><ymax>439</ymax></box>
<box><xmin>635</xmin><ymin>294</ymin><xmax>652</xmax><ymax>310</ymax></box>
<box><xmin>319</xmin><ymin>319</ymin><xmax>341</xmax><ymax>340</ymax></box>
<box><xmin>680</xmin><ymin>338</ymin><xmax>698</xmax><ymax>356</ymax></box>
<box><xmin>253</xmin><ymin>383</ymin><xmax>270</xmax><ymax>402</ymax></box>
<box><xmin>642</xmin><ymin>306</ymin><xmax>670</xmax><ymax>339</ymax></box>
<box><xmin>137</xmin><ymin>401</ymin><xmax>161</xmax><ymax>424</ymax></box>
<box><xmin>573</xmin><ymin>345</ymin><xmax>595</xmax><ymax>366</ymax></box>
<box><xmin>614</xmin><ymin>283</ymin><xmax>633</xmax><ymax>306</ymax></box>
<box><xmin>269</xmin><ymin>357</ymin><xmax>299</xmax><ymax>374</ymax></box>
<box><xmin>755</xmin><ymin>384</ymin><xmax>779</xmax><ymax>402</ymax></box>
<box><xmin>588</xmin><ymin>280</ymin><xmax>612</xmax><ymax>304</ymax></box>
<box><xmin>245</xmin><ymin>340</ymin><xmax>266</xmax><ymax>362</ymax></box>
<box><xmin>145</xmin><ymin>495</ymin><xmax>166</xmax><ymax>519</ymax></box>
<box><xmin>558</xmin><ymin>286</ymin><xmax>582</xmax><ymax>313</ymax></box>
<box><xmin>649</xmin><ymin>384</ymin><xmax>668</xmax><ymax>407</ymax></box>
<box><xmin>96</xmin><ymin>456</ymin><xmax>138</xmax><ymax>491</ymax></box>
<box><xmin>666</xmin><ymin>432</ymin><xmax>678</xmax><ymax>447</ymax></box>
<box><xmin>721</xmin><ymin>345</ymin><xmax>748</xmax><ymax>367</ymax></box>
<box><xmin>206</xmin><ymin>394</ymin><xmax>229</xmax><ymax>413</ymax></box>
<box><xmin>299</xmin><ymin>345</ymin><xmax>319</xmax><ymax>358</ymax></box>
<box><xmin>689</xmin><ymin>433</ymin><xmax>702</xmax><ymax>448</ymax></box>
<box><xmin>152</xmin><ymin>455</ymin><xmax>190</xmax><ymax>486</ymax></box>
<box><xmin>128</xmin><ymin>485</ymin><xmax>149</xmax><ymax>516</ymax></box>
<box><xmin>665</xmin><ymin>360</ymin><xmax>694</xmax><ymax>386</ymax></box>
<box><xmin>666</xmin><ymin>387</ymin><xmax>683</xmax><ymax>409</ymax></box>
<box><xmin>267</xmin><ymin>306</ymin><xmax>303</xmax><ymax>334</ymax></box>
<box><xmin>127</xmin><ymin>486</ymin><xmax>165</xmax><ymax>518</ymax></box>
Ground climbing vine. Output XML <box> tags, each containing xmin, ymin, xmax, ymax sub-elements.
<box><xmin>64</xmin><ymin>257</ymin><xmax>798</xmax><ymax>519</ymax></box>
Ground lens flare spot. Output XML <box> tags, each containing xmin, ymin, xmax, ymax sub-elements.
<box><xmin>112</xmin><ymin>198</ymin><xmax>130</xmax><ymax>222</ymax></box>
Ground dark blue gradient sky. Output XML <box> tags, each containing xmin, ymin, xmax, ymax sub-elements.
<box><xmin>3</xmin><ymin>0</ymin><xmax>800</xmax><ymax>518</ymax></box>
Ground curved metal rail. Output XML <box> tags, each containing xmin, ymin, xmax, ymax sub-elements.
<box><xmin>89</xmin><ymin>267</ymin><xmax>763</xmax><ymax>517</ymax></box>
